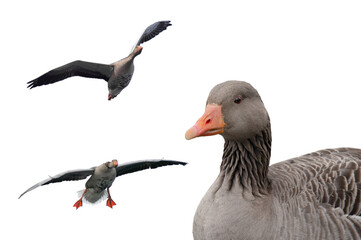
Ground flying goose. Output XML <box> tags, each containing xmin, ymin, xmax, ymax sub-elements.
<box><xmin>19</xmin><ymin>159</ymin><xmax>187</xmax><ymax>209</ymax></box>
<box><xmin>27</xmin><ymin>21</ymin><xmax>172</xmax><ymax>100</ymax></box>
<box><xmin>186</xmin><ymin>81</ymin><xmax>361</xmax><ymax>239</ymax></box>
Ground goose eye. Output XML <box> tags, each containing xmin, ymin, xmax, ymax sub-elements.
<box><xmin>234</xmin><ymin>97</ymin><xmax>242</xmax><ymax>104</ymax></box>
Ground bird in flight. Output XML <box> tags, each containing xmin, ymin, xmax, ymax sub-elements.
<box><xmin>27</xmin><ymin>21</ymin><xmax>172</xmax><ymax>101</ymax></box>
<box><xmin>19</xmin><ymin>159</ymin><xmax>187</xmax><ymax>209</ymax></box>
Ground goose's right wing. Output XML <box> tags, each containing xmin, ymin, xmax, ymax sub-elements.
<box><xmin>27</xmin><ymin>60</ymin><xmax>114</xmax><ymax>89</ymax></box>
<box><xmin>19</xmin><ymin>168</ymin><xmax>95</xmax><ymax>199</ymax></box>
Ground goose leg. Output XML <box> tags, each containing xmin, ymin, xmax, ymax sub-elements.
<box><xmin>106</xmin><ymin>188</ymin><xmax>116</xmax><ymax>208</ymax></box>
<box><xmin>73</xmin><ymin>189</ymin><xmax>86</xmax><ymax>209</ymax></box>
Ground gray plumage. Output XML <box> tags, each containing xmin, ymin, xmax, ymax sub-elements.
<box><xmin>19</xmin><ymin>159</ymin><xmax>187</xmax><ymax>208</ymax></box>
<box><xmin>187</xmin><ymin>81</ymin><xmax>361</xmax><ymax>240</ymax></box>
<box><xmin>27</xmin><ymin>20</ymin><xmax>172</xmax><ymax>101</ymax></box>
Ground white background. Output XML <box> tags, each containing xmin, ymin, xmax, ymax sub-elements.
<box><xmin>1</xmin><ymin>1</ymin><xmax>360</xmax><ymax>239</ymax></box>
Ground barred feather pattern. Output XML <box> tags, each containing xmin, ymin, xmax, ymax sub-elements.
<box><xmin>269</xmin><ymin>148</ymin><xmax>361</xmax><ymax>239</ymax></box>
<box><xmin>216</xmin><ymin>124</ymin><xmax>361</xmax><ymax>239</ymax></box>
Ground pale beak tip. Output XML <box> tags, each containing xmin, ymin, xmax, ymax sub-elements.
<box><xmin>185</xmin><ymin>127</ymin><xmax>197</xmax><ymax>140</ymax></box>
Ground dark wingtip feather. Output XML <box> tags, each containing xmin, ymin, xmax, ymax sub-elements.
<box><xmin>136</xmin><ymin>20</ymin><xmax>172</xmax><ymax>46</ymax></box>
<box><xmin>159</xmin><ymin>20</ymin><xmax>172</xmax><ymax>27</ymax></box>
<box><xmin>27</xmin><ymin>80</ymin><xmax>36</xmax><ymax>89</ymax></box>
<box><xmin>172</xmin><ymin>160</ymin><xmax>188</xmax><ymax>166</ymax></box>
<box><xmin>27</xmin><ymin>75</ymin><xmax>46</xmax><ymax>89</ymax></box>
<box><xmin>149</xmin><ymin>160</ymin><xmax>188</xmax><ymax>169</ymax></box>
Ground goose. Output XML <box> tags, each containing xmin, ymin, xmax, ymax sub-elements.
<box><xmin>19</xmin><ymin>159</ymin><xmax>187</xmax><ymax>209</ymax></box>
<box><xmin>27</xmin><ymin>20</ymin><xmax>171</xmax><ymax>100</ymax></box>
<box><xmin>185</xmin><ymin>80</ymin><xmax>361</xmax><ymax>240</ymax></box>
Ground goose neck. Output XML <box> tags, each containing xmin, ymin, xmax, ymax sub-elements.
<box><xmin>220</xmin><ymin>125</ymin><xmax>272</xmax><ymax>196</ymax></box>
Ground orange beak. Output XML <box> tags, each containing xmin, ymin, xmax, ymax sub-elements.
<box><xmin>185</xmin><ymin>104</ymin><xmax>225</xmax><ymax>140</ymax></box>
<box><xmin>113</xmin><ymin>160</ymin><xmax>118</xmax><ymax>167</ymax></box>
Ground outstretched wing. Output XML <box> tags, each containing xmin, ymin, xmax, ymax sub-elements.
<box><xmin>116</xmin><ymin>159</ymin><xmax>187</xmax><ymax>177</ymax></box>
<box><xmin>131</xmin><ymin>21</ymin><xmax>172</xmax><ymax>51</ymax></box>
<box><xmin>27</xmin><ymin>60</ymin><xmax>114</xmax><ymax>89</ymax></box>
<box><xmin>19</xmin><ymin>168</ymin><xmax>95</xmax><ymax>198</ymax></box>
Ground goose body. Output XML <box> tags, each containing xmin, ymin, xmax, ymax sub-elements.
<box><xmin>19</xmin><ymin>159</ymin><xmax>187</xmax><ymax>209</ymax></box>
<box><xmin>27</xmin><ymin>21</ymin><xmax>172</xmax><ymax>100</ymax></box>
<box><xmin>82</xmin><ymin>161</ymin><xmax>117</xmax><ymax>204</ymax></box>
<box><xmin>186</xmin><ymin>81</ymin><xmax>361</xmax><ymax>239</ymax></box>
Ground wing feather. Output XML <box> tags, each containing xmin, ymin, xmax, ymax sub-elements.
<box><xmin>27</xmin><ymin>60</ymin><xmax>114</xmax><ymax>89</ymax></box>
<box><xmin>131</xmin><ymin>21</ymin><xmax>172</xmax><ymax>51</ymax></box>
<box><xmin>116</xmin><ymin>159</ymin><xmax>187</xmax><ymax>177</ymax></box>
<box><xmin>269</xmin><ymin>148</ymin><xmax>361</xmax><ymax>216</ymax></box>
<box><xmin>19</xmin><ymin>168</ymin><xmax>94</xmax><ymax>198</ymax></box>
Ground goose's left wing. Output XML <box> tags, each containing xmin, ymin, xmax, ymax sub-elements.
<box><xmin>131</xmin><ymin>21</ymin><xmax>172</xmax><ymax>52</ymax></box>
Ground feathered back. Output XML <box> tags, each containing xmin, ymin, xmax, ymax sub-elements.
<box><xmin>268</xmin><ymin>148</ymin><xmax>361</xmax><ymax>238</ymax></box>
<box><xmin>269</xmin><ymin>148</ymin><xmax>361</xmax><ymax>215</ymax></box>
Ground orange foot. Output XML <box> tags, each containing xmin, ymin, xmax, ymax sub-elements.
<box><xmin>106</xmin><ymin>198</ymin><xmax>116</xmax><ymax>208</ymax></box>
<box><xmin>73</xmin><ymin>189</ymin><xmax>86</xmax><ymax>210</ymax></box>
<box><xmin>73</xmin><ymin>199</ymin><xmax>83</xmax><ymax>209</ymax></box>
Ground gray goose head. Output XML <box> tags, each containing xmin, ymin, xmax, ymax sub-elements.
<box><xmin>186</xmin><ymin>80</ymin><xmax>270</xmax><ymax>142</ymax></box>
<box><xmin>105</xmin><ymin>159</ymin><xmax>119</xmax><ymax>168</ymax></box>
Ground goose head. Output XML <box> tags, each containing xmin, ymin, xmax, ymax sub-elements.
<box><xmin>105</xmin><ymin>159</ymin><xmax>118</xmax><ymax>169</ymax></box>
<box><xmin>186</xmin><ymin>80</ymin><xmax>270</xmax><ymax>142</ymax></box>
